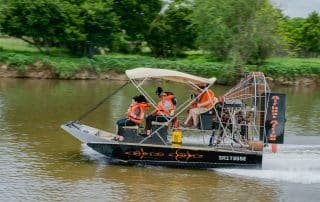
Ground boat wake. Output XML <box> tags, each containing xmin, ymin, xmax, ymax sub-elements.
<box><xmin>80</xmin><ymin>144</ymin><xmax>109</xmax><ymax>164</ymax></box>
<box><xmin>79</xmin><ymin>142</ymin><xmax>320</xmax><ymax>184</ymax></box>
<box><xmin>215</xmin><ymin>144</ymin><xmax>320</xmax><ymax>184</ymax></box>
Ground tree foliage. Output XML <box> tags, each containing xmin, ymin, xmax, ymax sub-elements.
<box><xmin>1</xmin><ymin>0</ymin><xmax>319</xmax><ymax>60</ymax></box>
<box><xmin>68</xmin><ymin>0</ymin><xmax>120</xmax><ymax>56</ymax></box>
<box><xmin>146</xmin><ymin>0</ymin><xmax>196</xmax><ymax>57</ymax></box>
<box><xmin>278</xmin><ymin>12</ymin><xmax>320</xmax><ymax>57</ymax></box>
<box><xmin>0</xmin><ymin>0</ymin><xmax>6</xmax><ymax>31</ymax></box>
<box><xmin>1</xmin><ymin>0</ymin><xmax>68</xmax><ymax>52</ymax></box>
<box><xmin>301</xmin><ymin>12</ymin><xmax>320</xmax><ymax>57</ymax></box>
<box><xmin>113</xmin><ymin>0</ymin><xmax>162</xmax><ymax>50</ymax></box>
<box><xmin>277</xmin><ymin>17</ymin><xmax>305</xmax><ymax>56</ymax></box>
<box><xmin>0</xmin><ymin>0</ymin><xmax>119</xmax><ymax>56</ymax></box>
<box><xmin>191</xmin><ymin>0</ymin><xmax>283</xmax><ymax>65</ymax></box>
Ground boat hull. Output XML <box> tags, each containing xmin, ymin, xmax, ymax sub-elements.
<box><xmin>87</xmin><ymin>142</ymin><xmax>263</xmax><ymax>168</ymax></box>
<box><xmin>61</xmin><ymin>122</ymin><xmax>263</xmax><ymax>168</ymax></box>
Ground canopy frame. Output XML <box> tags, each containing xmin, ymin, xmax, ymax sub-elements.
<box><xmin>127</xmin><ymin>70</ymin><xmax>217</xmax><ymax>144</ymax></box>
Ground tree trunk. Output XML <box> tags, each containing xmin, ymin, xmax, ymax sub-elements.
<box><xmin>20</xmin><ymin>37</ymin><xmax>44</xmax><ymax>53</ymax></box>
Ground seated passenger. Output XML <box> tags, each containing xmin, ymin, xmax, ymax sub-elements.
<box><xmin>115</xmin><ymin>95</ymin><xmax>149</xmax><ymax>141</ymax></box>
<box><xmin>145</xmin><ymin>87</ymin><xmax>176</xmax><ymax>135</ymax></box>
<box><xmin>183</xmin><ymin>85</ymin><xmax>216</xmax><ymax>128</ymax></box>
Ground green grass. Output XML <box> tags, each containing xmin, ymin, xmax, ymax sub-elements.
<box><xmin>249</xmin><ymin>57</ymin><xmax>320</xmax><ymax>78</ymax></box>
<box><xmin>0</xmin><ymin>38</ymin><xmax>231</xmax><ymax>79</ymax></box>
<box><xmin>0</xmin><ymin>50</ymin><xmax>231</xmax><ymax>78</ymax></box>
<box><xmin>0</xmin><ymin>37</ymin><xmax>38</xmax><ymax>52</ymax></box>
<box><xmin>1</xmin><ymin>37</ymin><xmax>320</xmax><ymax>82</ymax></box>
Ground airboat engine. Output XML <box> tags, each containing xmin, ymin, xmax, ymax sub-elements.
<box><xmin>218</xmin><ymin>72</ymin><xmax>286</xmax><ymax>148</ymax></box>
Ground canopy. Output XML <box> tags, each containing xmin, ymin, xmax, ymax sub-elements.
<box><xmin>125</xmin><ymin>68</ymin><xmax>216</xmax><ymax>85</ymax></box>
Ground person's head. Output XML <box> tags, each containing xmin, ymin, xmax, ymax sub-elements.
<box><xmin>132</xmin><ymin>96</ymin><xmax>139</xmax><ymax>104</ymax></box>
<box><xmin>137</xmin><ymin>94</ymin><xmax>148</xmax><ymax>103</ymax></box>
<box><xmin>156</xmin><ymin>87</ymin><xmax>164</xmax><ymax>97</ymax></box>
<box><xmin>198</xmin><ymin>84</ymin><xmax>208</xmax><ymax>89</ymax></box>
<box><xmin>195</xmin><ymin>84</ymin><xmax>208</xmax><ymax>94</ymax></box>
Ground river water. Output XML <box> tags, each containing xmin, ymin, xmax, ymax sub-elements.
<box><xmin>0</xmin><ymin>78</ymin><xmax>319</xmax><ymax>201</ymax></box>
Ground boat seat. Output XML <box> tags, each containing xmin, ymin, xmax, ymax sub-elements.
<box><xmin>122</xmin><ymin>125</ymin><xmax>139</xmax><ymax>129</ymax></box>
<box><xmin>121</xmin><ymin>125</ymin><xmax>142</xmax><ymax>143</ymax></box>
<box><xmin>122</xmin><ymin>125</ymin><xmax>139</xmax><ymax>137</ymax></box>
<box><xmin>199</xmin><ymin>107</ymin><xmax>215</xmax><ymax>130</ymax></box>
<box><xmin>149</xmin><ymin>121</ymin><xmax>169</xmax><ymax>144</ymax></box>
<box><xmin>151</xmin><ymin>121</ymin><xmax>169</xmax><ymax>126</ymax></box>
<box><xmin>152</xmin><ymin>118</ymin><xmax>179</xmax><ymax>129</ymax></box>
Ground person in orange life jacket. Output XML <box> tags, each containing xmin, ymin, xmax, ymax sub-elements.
<box><xmin>183</xmin><ymin>84</ymin><xmax>216</xmax><ymax>128</ymax></box>
<box><xmin>115</xmin><ymin>95</ymin><xmax>149</xmax><ymax>141</ymax></box>
<box><xmin>145</xmin><ymin>87</ymin><xmax>176</xmax><ymax>135</ymax></box>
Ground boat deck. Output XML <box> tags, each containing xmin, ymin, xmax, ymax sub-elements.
<box><xmin>62</xmin><ymin>122</ymin><xmax>262</xmax><ymax>155</ymax></box>
<box><xmin>95</xmin><ymin>130</ymin><xmax>261</xmax><ymax>155</ymax></box>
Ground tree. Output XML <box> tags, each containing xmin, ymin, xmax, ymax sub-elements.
<box><xmin>0</xmin><ymin>0</ymin><xmax>5</xmax><ymax>33</ymax></box>
<box><xmin>301</xmin><ymin>11</ymin><xmax>320</xmax><ymax>57</ymax></box>
<box><xmin>277</xmin><ymin>17</ymin><xmax>305</xmax><ymax>56</ymax></box>
<box><xmin>191</xmin><ymin>0</ymin><xmax>283</xmax><ymax>65</ymax></box>
<box><xmin>68</xmin><ymin>0</ymin><xmax>120</xmax><ymax>56</ymax></box>
<box><xmin>278</xmin><ymin>12</ymin><xmax>320</xmax><ymax>57</ymax></box>
<box><xmin>147</xmin><ymin>16</ymin><xmax>171</xmax><ymax>57</ymax></box>
<box><xmin>0</xmin><ymin>0</ymin><xmax>119</xmax><ymax>56</ymax></box>
<box><xmin>248</xmin><ymin>2</ymin><xmax>284</xmax><ymax>64</ymax></box>
<box><xmin>146</xmin><ymin>0</ymin><xmax>196</xmax><ymax>57</ymax></box>
<box><xmin>113</xmin><ymin>0</ymin><xmax>162</xmax><ymax>51</ymax></box>
<box><xmin>1</xmin><ymin>0</ymin><xmax>70</xmax><ymax>53</ymax></box>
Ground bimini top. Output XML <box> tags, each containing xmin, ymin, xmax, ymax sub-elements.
<box><xmin>125</xmin><ymin>68</ymin><xmax>216</xmax><ymax>85</ymax></box>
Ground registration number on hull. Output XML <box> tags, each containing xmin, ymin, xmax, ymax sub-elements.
<box><xmin>218</xmin><ymin>155</ymin><xmax>247</xmax><ymax>161</ymax></box>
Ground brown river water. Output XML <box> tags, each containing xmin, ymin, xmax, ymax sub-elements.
<box><xmin>0</xmin><ymin>78</ymin><xmax>319</xmax><ymax>201</ymax></box>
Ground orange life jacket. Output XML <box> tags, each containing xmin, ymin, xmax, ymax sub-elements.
<box><xmin>156</xmin><ymin>95</ymin><xmax>175</xmax><ymax>116</ymax></box>
<box><xmin>128</xmin><ymin>102</ymin><xmax>149</xmax><ymax>124</ymax></box>
<box><xmin>199</xmin><ymin>89</ymin><xmax>215</xmax><ymax>109</ymax></box>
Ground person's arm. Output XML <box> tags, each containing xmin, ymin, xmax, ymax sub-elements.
<box><xmin>197</xmin><ymin>100</ymin><xmax>211</xmax><ymax>108</ymax></box>
<box><xmin>148</xmin><ymin>101</ymin><xmax>161</xmax><ymax>116</ymax></box>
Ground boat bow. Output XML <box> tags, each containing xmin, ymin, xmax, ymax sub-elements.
<box><xmin>61</xmin><ymin>122</ymin><xmax>113</xmax><ymax>143</ymax></box>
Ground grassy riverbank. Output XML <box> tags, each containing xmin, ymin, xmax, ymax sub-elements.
<box><xmin>1</xmin><ymin>38</ymin><xmax>320</xmax><ymax>84</ymax></box>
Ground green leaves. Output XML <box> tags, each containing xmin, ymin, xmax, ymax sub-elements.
<box><xmin>1</xmin><ymin>0</ymin><xmax>319</xmax><ymax>63</ymax></box>
<box><xmin>301</xmin><ymin>12</ymin><xmax>320</xmax><ymax>56</ymax></box>
<box><xmin>113</xmin><ymin>0</ymin><xmax>162</xmax><ymax>42</ymax></box>
<box><xmin>191</xmin><ymin>0</ymin><xmax>282</xmax><ymax>65</ymax></box>
<box><xmin>0</xmin><ymin>0</ymin><xmax>119</xmax><ymax>56</ymax></box>
<box><xmin>278</xmin><ymin>12</ymin><xmax>320</xmax><ymax>57</ymax></box>
<box><xmin>0</xmin><ymin>0</ymin><xmax>164</xmax><ymax>56</ymax></box>
<box><xmin>146</xmin><ymin>0</ymin><xmax>196</xmax><ymax>57</ymax></box>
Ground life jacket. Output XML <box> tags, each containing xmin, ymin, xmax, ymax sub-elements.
<box><xmin>164</xmin><ymin>92</ymin><xmax>177</xmax><ymax>106</ymax></box>
<box><xmin>156</xmin><ymin>95</ymin><xmax>175</xmax><ymax>116</ymax></box>
<box><xmin>199</xmin><ymin>89</ymin><xmax>215</xmax><ymax>109</ymax></box>
<box><xmin>128</xmin><ymin>102</ymin><xmax>149</xmax><ymax>124</ymax></box>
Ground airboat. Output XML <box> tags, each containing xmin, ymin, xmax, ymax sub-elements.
<box><xmin>61</xmin><ymin>68</ymin><xmax>286</xmax><ymax>168</ymax></box>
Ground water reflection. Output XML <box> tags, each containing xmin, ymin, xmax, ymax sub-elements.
<box><xmin>94</xmin><ymin>165</ymin><xmax>279</xmax><ymax>202</ymax></box>
<box><xmin>276</xmin><ymin>86</ymin><xmax>320</xmax><ymax>138</ymax></box>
